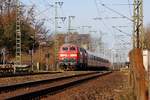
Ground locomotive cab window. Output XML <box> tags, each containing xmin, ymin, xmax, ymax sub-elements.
<box><xmin>70</xmin><ymin>47</ymin><xmax>76</xmax><ymax>51</ymax></box>
<box><xmin>62</xmin><ymin>47</ymin><xmax>68</xmax><ymax>51</ymax></box>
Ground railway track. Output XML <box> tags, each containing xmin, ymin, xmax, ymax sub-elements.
<box><xmin>0</xmin><ymin>71</ymin><xmax>60</xmax><ymax>78</ymax></box>
<box><xmin>0</xmin><ymin>71</ymin><xmax>111</xmax><ymax>100</ymax></box>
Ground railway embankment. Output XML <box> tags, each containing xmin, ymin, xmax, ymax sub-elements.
<box><xmin>43</xmin><ymin>71</ymin><xmax>130</xmax><ymax>100</ymax></box>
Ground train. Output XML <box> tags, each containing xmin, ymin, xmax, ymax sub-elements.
<box><xmin>58</xmin><ymin>43</ymin><xmax>111</xmax><ymax>70</ymax></box>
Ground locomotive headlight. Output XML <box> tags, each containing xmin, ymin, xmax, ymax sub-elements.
<box><xmin>60</xmin><ymin>54</ymin><xmax>67</xmax><ymax>57</ymax></box>
<box><xmin>70</xmin><ymin>54</ymin><xmax>77</xmax><ymax>57</ymax></box>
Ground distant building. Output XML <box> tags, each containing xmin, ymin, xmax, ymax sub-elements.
<box><xmin>78</xmin><ymin>34</ymin><xmax>91</xmax><ymax>50</ymax></box>
<box><xmin>48</xmin><ymin>33</ymin><xmax>92</xmax><ymax>50</ymax></box>
<box><xmin>66</xmin><ymin>33</ymin><xmax>91</xmax><ymax>50</ymax></box>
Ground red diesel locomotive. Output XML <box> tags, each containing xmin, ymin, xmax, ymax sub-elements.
<box><xmin>58</xmin><ymin>43</ymin><xmax>111</xmax><ymax>70</ymax></box>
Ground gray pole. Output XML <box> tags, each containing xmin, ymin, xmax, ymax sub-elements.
<box><xmin>133</xmin><ymin>0</ymin><xmax>143</xmax><ymax>48</ymax></box>
<box><xmin>66</xmin><ymin>16</ymin><xmax>75</xmax><ymax>43</ymax></box>
<box><xmin>15</xmin><ymin>0</ymin><xmax>21</xmax><ymax>73</ymax></box>
<box><xmin>54</xmin><ymin>2</ymin><xmax>63</xmax><ymax>71</ymax></box>
<box><xmin>2</xmin><ymin>48</ymin><xmax>5</xmax><ymax>65</ymax></box>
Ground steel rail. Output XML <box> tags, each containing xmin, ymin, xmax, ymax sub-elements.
<box><xmin>0</xmin><ymin>71</ymin><xmax>60</xmax><ymax>78</ymax></box>
<box><xmin>0</xmin><ymin>71</ymin><xmax>111</xmax><ymax>100</ymax></box>
<box><xmin>0</xmin><ymin>72</ymin><xmax>99</xmax><ymax>93</ymax></box>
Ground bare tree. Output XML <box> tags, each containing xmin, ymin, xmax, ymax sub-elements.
<box><xmin>143</xmin><ymin>25</ymin><xmax>150</xmax><ymax>49</ymax></box>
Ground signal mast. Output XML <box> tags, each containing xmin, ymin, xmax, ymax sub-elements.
<box><xmin>15</xmin><ymin>0</ymin><xmax>21</xmax><ymax>72</ymax></box>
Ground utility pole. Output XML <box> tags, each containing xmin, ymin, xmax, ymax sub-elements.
<box><xmin>81</xmin><ymin>26</ymin><xmax>92</xmax><ymax>34</ymax></box>
<box><xmin>66</xmin><ymin>16</ymin><xmax>75</xmax><ymax>43</ymax></box>
<box><xmin>15</xmin><ymin>0</ymin><xmax>21</xmax><ymax>72</ymax></box>
<box><xmin>133</xmin><ymin>0</ymin><xmax>143</xmax><ymax>48</ymax></box>
<box><xmin>2</xmin><ymin>48</ymin><xmax>6</xmax><ymax>65</ymax></box>
<box><xmin>68</xmin><ymin>16</ymin><xmax>75</xmax><ymax>34</ymax></box>
<box><xmin>130</xmin><ymin>1</ymin><xmax>148</xmax><ymax>100</ymax></box>
<box><xmin>54</xmin><ymin>1</ymin><xmax>63</xmax><ymax>71</ymax></box>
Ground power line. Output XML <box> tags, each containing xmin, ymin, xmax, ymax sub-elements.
<box><xmin>28</xmin><ymin>0</ymin><xmax>54</xmax><ymax>22</ymax></box>
<box><xmin>112</xmin><ymin>26</ymin><xmax>131</xmax><ymax>37</ymax></box>
<box><xmin>94</xmin><ymin>0</ymin><xmax>113</xmax><ymax>34</ymax></box>
<box><xmin>97</xmin><ymin>3</ymin><xmax>134</xmax><ymax>6</ymax></box>
<box><xmin>93</xmin><ymin>16</ymin><xmax>126</xmax><ymax>20</ymax></box>
<box><xmin>27</xmin><ymin>0</ymin><xmax>56</xmax><ymax>34</ymax></box>
<box><xmin>100</xmin><ymin>3</ymin><xmax>133</xmax><ymax>22</ymax></box>
<box><xmin>127</xmin><ymin>0</ymin><xmax>132</xmax><ymax>17</ymax></box>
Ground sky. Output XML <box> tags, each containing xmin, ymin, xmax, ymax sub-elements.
<box><xmin>21</xmin><ymin>0</ymin><xmax>150</xmax><ymax>37</ymax></box>
<box><xmin>21</xmin><ymin>0</ymin><xmax>150</xmax><ymax>61</ymax></box>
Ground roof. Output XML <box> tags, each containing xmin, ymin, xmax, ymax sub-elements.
<box><xmin>60</xmin><ymin>43</ymin><xmax>78</xmax><ymax>48</ymax></box>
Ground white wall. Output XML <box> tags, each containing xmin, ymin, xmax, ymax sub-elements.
<box><xmin>143</xmin><ymin>50</ymin><xmax>150</xmax><ymax>71</ymax></box>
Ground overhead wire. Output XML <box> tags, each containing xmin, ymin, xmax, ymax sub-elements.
<box><xmin>97</xmin><ymin>3</ymin><xmax>134</xmax><ymax>6</ymax></box>
<box><xmin>94</xmin><ymin>0</ymin><xmax>114</xmax><ymax>34</ymax></box>
<box><xmin>28</xmin><ymin>0</ymin><xmax>55</xmax><ymax>24</ymax></box>
<box><xmin>112</xmin><ymin>26</ymin><xmax>131</xmax><ymax>37</ymax></box>
<box><xmin>97</xmin><ymin>0</ymin><xmax>132</xmax><ymax>51</ymax></box>
<box><xmin>94</xmin><ymin>0</ymin><xmax>118</xmax><ymax>56</ymax></box>
<box><xmin>127</xmin><ymin>0</ymin><xmax>132</xmax><ymax>17</ymax></box>
<box><xmin>27</xmin><ymin>0</ymin><xmax>57</xmax><ymax>37</ymax></box>
<box><xmin>43</xmin><ymin>0</ymin><xmax>67</xmax><ymax>32</ymax></box>
<box><xmin>100</xmin><ymin>3</ymin><xmax>133</xmax><ymax>22</ymax></box>
<box><xmin>98</xmin><ymin>0</ymin><xmax>133</xmax><ymax>36</ymax></box>
<box><xmin>94</xmin><ymin>16</ymin><xmax>126</xmax><ymax>20</ymax></box>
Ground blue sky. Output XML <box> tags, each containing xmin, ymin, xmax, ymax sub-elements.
<box><xmin>143</xmin><ymin>0</ymin><xmax>150</xmax><ymax>25</ymax></box>
<box><xmin>21</xmin><ymin>0</ymin><xmax>150</xmax><ymax>33</ymax></box>
<box><xmin>21</xmin><ymin>0</ymin><xmax>150</xmax><ymax>60</ymax></box>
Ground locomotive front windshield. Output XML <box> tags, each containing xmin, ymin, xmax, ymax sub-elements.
<box><xmin>70</xmin><ymin>47</ymin><xmax>76</xmax><ymax>51</ymax></box>
<box><xmin>62</xmin><ymin>47</ymin><xmax>68</xmax><ymax>51</ymax></box>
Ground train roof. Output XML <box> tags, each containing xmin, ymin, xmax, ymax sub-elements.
<box><xmin>86</xmin><ymin>51</ymin><xmax>109</xmax><ymax>61</ymax></box>
<box><xmin>60</xmin><ymin>43</ymin><xmax>78</xmax><ymax>47</ymax></box>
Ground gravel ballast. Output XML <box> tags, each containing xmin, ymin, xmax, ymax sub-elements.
<box><xmin>42</xmin><ymin>71</ymin><xmax>129</xmax><ymax>100</ymax></box>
